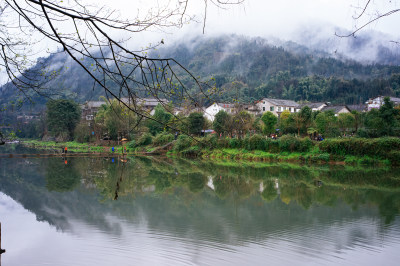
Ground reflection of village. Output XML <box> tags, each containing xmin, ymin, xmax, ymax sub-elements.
<box><xmin>69</xmin><ymin>156</ymin><xmax>400</xmax><ymax>224</ymax></box>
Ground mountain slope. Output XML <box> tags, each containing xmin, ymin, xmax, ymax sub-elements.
<box><xmin>1</xmin><ymin>34</ymin><xmax>400</xmax><ymax>111</ymax></box>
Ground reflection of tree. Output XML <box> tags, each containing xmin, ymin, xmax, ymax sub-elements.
<box><xmin>31</xmin><ymin>156</ymin><xmax>400</xmax><ymax>224</ymax></box>
<box><xmin>213</xmin><ymin>175</ymin><xmax>253</xmax><ymax>199</ymax></box>
<box><xmin>261</xmin><ymin>180</ymin><xmax>277</xmax><ymax>202</ymax></box>
<box><xmin>45</xmin><ymin>159</ymin><xmax>80</xmax><ymax>192</ymax></box>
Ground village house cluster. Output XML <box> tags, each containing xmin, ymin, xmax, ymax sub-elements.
<box><xmin>79</xmin><ymin>96</ymin><xmax>400</xmax><ymax>122</ymax></box>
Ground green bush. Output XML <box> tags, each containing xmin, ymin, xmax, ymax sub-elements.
<box><xmin>247</xmin><ymin>134</ymin><xmax>266</xmax><ymax>150</ymax></box>
<box><xmin>279</xmin><ymin>135</ymin><xmax>297</xmax><ymax>152</ymax></box>
<box><xmin>319</xmin><ymin>137</ymin><xmax>400</xmax><ymax>157</ymax></box>
<box><xmin>180</xmin><ymin>145</ymin><xmax>202</xmax><ymax>157</ymax></box>
<box><xmin>153</xmin><ymin>132</ymin><xmax>174</xmax><ymax>146</ymax></box>
<box><xmin>216</xmin><ymin>137</ymin><xmax>230</xmax><ymax>149</ymax></box>
<box><xmin>136</xmin><ymin>133</ymin><xmax>153</xmax><ymax>147</ymax></box>
<box><xmin>356</xmin><ymin>128</ymin><xmax>369</xmax><ymax>138</ymax></box>
<box><xmin>387</xmin><ymin>151</ymin><xmax>400</xmax><ymax>166</ymax></box>
<box><xmin>200</xmin><ymin>134</ymin><xmax>218</xmax><ymax>149</ymax></box>
<box><xmin>277</xmin><ymin>136</ymin><xmax>313</xmax><ymax>152</ymax></box>
<box><xmin>265</xmin><ymin>139</ymin><xmax>280</xmax><ymax>153</ymax></box>
<box><xmin>229</xmin><ymin>138</ymin><xmax>243</xmax><ymax>149</ymax></box>
<box><xmin>299</xmin><ymin>138</ymin><xmax>313</xmax><ymax>152</ymax></box>
<box><xmin>127</xmin><ymin>140</ymin><xmax>136</xmax><ymax>149</ymax></box>
<box><xmin>173</xmin><ymin>135</ymin><xmax>193</xmax><ymax>151</ymax></box>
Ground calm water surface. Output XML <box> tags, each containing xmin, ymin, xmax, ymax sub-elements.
<box><xmin>1</xmin><ymin>144</ymin><xmax>400</xmax><ymax>265</ymax></box>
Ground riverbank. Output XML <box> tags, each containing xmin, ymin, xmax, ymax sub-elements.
<box><xmin>15</xmin><ymin>136</ymin><xmax>400</xmax><ymax>166</ymax></box>
<box><xmin>197</xmin><ymin>148</ymin><xmax>390</xmax><ymax>166</ymax></box>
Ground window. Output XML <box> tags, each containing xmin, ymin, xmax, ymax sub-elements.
<box><xmin>289</xmin><ymin>107</ymin><xmax>292</xmax><ymax>112</ymax></box>
<box><xmin>270</xmin><ymin>106</ymin><xmax>274</xmax><ymax>111</ymax></box>
<box><xmin>263</xmin><ymin>107</ymin><xmax>265</xmax><ymax>111</ymax></box>
<box><xmin>278</xmin><ymin>107</ymin><xmax>281</xmax><ymax>112</ymax></box>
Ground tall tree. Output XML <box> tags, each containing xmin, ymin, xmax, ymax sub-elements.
<box><xmin>147</xmin><ymin>104</ymin><xmax>173</xmax><ymax>136</ymax></box>
<box><xmin>46</xmin><ymin>99</ymin><xmax>80</xmax><ymax>140</ymax></box>
<box><xmin>261</xmin><ymin>111</ymin><xmax>277</xmax><ymax>135</ymax></box>
<box><xmin>379</xmin><ymin>97</ymin><xmax>399</xmax><ymax>136</ymax></box>
<box><xmin>213</xmin><ymin>110</ymin><xmax>230</xmax><ymax>137</ymax></box>
<box><xmin>188</xmin><ymin>112</ymin><xmax>205</xmax><ymax>136</ymax></box>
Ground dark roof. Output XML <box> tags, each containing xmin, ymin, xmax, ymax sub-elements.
<box><xmin>299</xmin><ymin>102</ymin><xmax>327</xmax><ymax>109</ymax></box>
<box><xmin>347</xmin><ymin>104</ymin><xmax>367</xmax><ymax>112</ymax></box>
<box><xmin>320</xmin><ymin>105</ymin><xmax>350</xmax><ymax>113</ymax></box>
<box><xmin>262</xmin><ymin>98</ymin><xmax>299</xmax><ymax>107</ymax></box>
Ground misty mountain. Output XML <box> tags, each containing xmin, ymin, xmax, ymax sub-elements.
<box><xmin>1</xmin><ymin>34</ymin><xmax>400</xmax><ymax>111</ymax></box>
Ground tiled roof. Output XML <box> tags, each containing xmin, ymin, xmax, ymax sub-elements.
<box><xmin>262</xmin><ymin>98</ymin><xmax>299</xmax><ymax>107</ymax></box>
<box><xmin>347</xmin><ymin>104</ymin><xmax>367</xmax><ymax>112</ymax></box>
<box><xmin>299</xmin><ymin>102</ymin><xmax>326</xmax><ymax>109</ymax></box>
<box><xmin>321</xmin><ymin>105</ymin><xmax>350</xmax><ymax>113</ymax></box>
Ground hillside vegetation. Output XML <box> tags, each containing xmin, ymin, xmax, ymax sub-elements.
<box><xmin>1</xmin><ymin>34</ymin><xmax>400</xmax><ymax>110</ymax></box>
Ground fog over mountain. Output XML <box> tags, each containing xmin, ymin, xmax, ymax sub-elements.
<box><xmin>1</xmin><ymin>32</ymin><xmax>400</xmax><ymax>110</ymax></box>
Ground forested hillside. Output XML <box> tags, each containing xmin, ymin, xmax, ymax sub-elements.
<box><xmin>1</xmin><ymin>34</ymin><xmax>400</xmax><ymax>110</ymax></box>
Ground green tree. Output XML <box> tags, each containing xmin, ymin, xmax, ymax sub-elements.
<box><xmin>299</xmin><ymin>106</ymin><xmax>313</xmax><ymax>133</ymax></box>
<box><xmin>213</xmin><ymin>110</ymin><xmax>230</xmax><ymax>137</ymax></box>
<box><xmin>337</xmin><ymin>113</ymin><xmax>355</xmax><ymax>135</ymax></box>
<box><xmin>94</xmin><ymin>99</ymin><xmax>138</xmax><ymax>140</ymax></box>
<box><xmin>232</xmin><ymin>111</ymin><xmax>254</xmax><ymax>138</ymax></box>
<box><xmin>379</xmin><ymin>97</ymin><xmax>399</xmax><ymax>136</ymax></box>
<box><xmin>46</xmin><ymin>99</ymin><xmax>80</xmax><ymax>140</ymax></box>
<box><xmin>188</xmin><ymin>112</ymin><xmax>205</xmax><ymax>136</ymax></box>
<box><xmin>261</xmin><ymin>111</ymin><xmax>277</xmax><ymax>135</ymax></box>
<box><xmin>146</xmin><ymin>104</ymin><xmax>173</xmax><ymax>135</ymax></box>
<box><xmin>315</xmin><ymin>110</ymin><xmax>338</xmax><ymax>137</ymax></box>
<box><xmin>365</xmin><ymin>109</ymin><xmax>383</xmax><ymax>137</ymax></box>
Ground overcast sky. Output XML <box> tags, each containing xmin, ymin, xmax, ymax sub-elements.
<box><xmin>1</xmin><ymin>0</ymin><xmax>399</xmax><ymax>85</ymax></box>
<box><xmin>118</xmin><ymin>0</ymin><xmax>400</xmax><ymax>43</ymax></box>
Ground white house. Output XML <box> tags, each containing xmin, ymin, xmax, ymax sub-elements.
<box><xmin>366</xmin><ymin>96</ymin><xmax>400</xmax><ymax>111</ymax></box>
<box><xmin>256</xmin><ymin>98</ymin><xmax>300</xmax><ymax>116</ymax></box>
<box><xmin>204</xmin><ymin>103</ymin><xmax>236</xmax><ymax>121</ymax></box>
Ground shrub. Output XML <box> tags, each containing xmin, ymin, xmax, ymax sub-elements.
<box><xmin>298</xmin><ymin>138</ymin><xmax>313</xmax><ymax>152</ymax></box>
<box><xmin>247</xmin><ymin>134</ymin><xmax>266</xmax><ymax>150</ymax></box>
<box><xmin>279</xmin><ymin>135</ymin><xmax>297</xmax><ymax>152</ymax></box>
<box><xmin>216</xmin><ymin>137</ymin><xmax>230</xmax><ymax>149</ymax></box>
<box><xmin>201</xmin><ymin>134</ymin><xmax>218</xmax><ymax>149</ymax></box>
<box><xmin>229</xmin><ymin>138</ymin><xmax>243</xmax><ymax>149</ymax></box>
<box><xmin>356</xmin><ymin>128</ymin><xmax>369</xmax><ymax>138</ymax></box>
<box><xmin>173</xmin><ymin>135</ymin><xmax>193</xmax><ymax>151</ymax></box>
<box><xmin>387</xmin><ymin>151</ymin><xmax>400</xmax><ymax>166</ymax></box>
<box><xmin>180</xmin><ymin>146</ymin><xmax>202</xmax><ymax>157</ymax></box>
<box><xmin>136</xmin><ymin>133</ymin><xmax>153</xmax><ymax>147</ymax></box>
<box><xmin>127</xmin><ymin>140</ymin><xmax>136</xmax><ymax>149</ymax></box>
<box><xmin>265</xmin><ymin>139</ymin><xmax>280</xmax><ymax>153</ymax></box>
<box><xmin>278</xmin><ymin>136</ymin><xmax>313</xmax><ymax>152</ymax></box>
<box><xmin>153</xmin><ymin>132</ymin><xmax>174</xmax><ymax>146</ymax></box>
<box><xmin>319</xmin><ymin>137</ymin><xmax>400</xmax><ymax>157</ymax></box>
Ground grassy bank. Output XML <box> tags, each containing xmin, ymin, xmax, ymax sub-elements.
<box><xmin>167</xmin><ymin>135</ymin><xmax>398</xmax><ymax>166</ymax></box>
<box><xmin>197</xmin><ymin>147</ymin><xmax>390</xmax><ymax>166</ymax></box>
<box><xmin>20</xmin><ymin>135</ymin><xmax>399</xmax><ymax>166</ymax></box>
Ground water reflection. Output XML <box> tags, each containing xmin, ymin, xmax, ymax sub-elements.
<box><xmin>1</xmin><ymin>145</ymin><xmax>400</xmax><ymax>265</ymax></box>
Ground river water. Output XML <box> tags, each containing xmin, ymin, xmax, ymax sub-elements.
<box><xmin>1</xmin><ymin>144</ymin><xmax>400</xmax><ymax>265</ymax></box>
